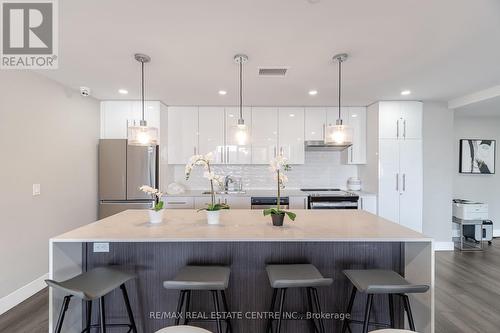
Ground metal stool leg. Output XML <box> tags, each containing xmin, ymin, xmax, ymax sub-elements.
<box><xmin>221</xmin><ymin>290</ymin><xmax>233</xmax><ymax>333</ymax></box>
<box><xmin>311</xmin><ymin>288</ymin><xmax>325</xmax><ymax>333</ymax></box>
<box><xmin>184</xmin><ymin>291</ymin><xmax>192</xmax><ymax>325</ymax></box>
<box><xmin>120</xmin><ymin>284</ymin><xmax>138</xmax><ymax>333</ymax></box>
<box><xmin>84</xmin><ymin>300</ymin><xmax>92</xmax><ymax>332</ymax></box>
<box><xmin>276</xmin><ymin>288</ymin><xmax>287</xmax><ymax>333</ymax></box>
<box><xmin>99</xmin><ymin>296</ymin><xmax>106</xmax><ymax>333</ymax></box>
<box><xmin>403</xmin><ymin>295</ymin><xmax>416</xmax><ymax>331</ymax></box>
<box><xmin>55</xmin><ymin>295</ymin><xmax>72</xmax><ymax>333</ymax></box>
<box><xmin>266</xmin><ymin>289</ymin><xmax>278</xmax><ymax>333</ymax></box>
<box><xmin>388</xmin><ymin>294</ymin><xmax>395</xmax><ymax>328</ymax></box>
<box><xmin>306</xmin><ymin>288</ymin><xmax>319</xmax><ymax>333</ymax></box>
<box><xmin>175</xmin><ymin>291</ymin><xmax>186</xmax><ymax>325</ymax></box>
<box><xmin>212</xmin><ymin>290</ymin><xmax>222</xmax><ymax>333</ymax></box>
<box><xmin>342</xmin><ymin>287</ymin><xmax>357</xmax><ymax>333</ymax></box>
<box><xmin>362</xmin><ymin>294</ymin><xmax>373</xmax><ymax>333</ymax></box>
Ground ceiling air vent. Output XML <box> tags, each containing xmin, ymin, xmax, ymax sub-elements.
<box><xmin>258</xmin><ymin>67</ymin><xmax>289</xmax><ymax>77</ymax></box>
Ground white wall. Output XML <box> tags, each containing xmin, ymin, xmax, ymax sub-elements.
<box><xmin>454</xmin><ymin>115</ymin><xmax>500</xmax><ymax>233</ymax></box>
<box><xmin>422</xmin><ymin>103</ymin><xmax>454</xmax><ymax>243</ymax></box>
<box><xmin>169</xmin><ymin>151</ymin><xmax>358</xmax><ymax>190</ymax></box>
<box><xmin>0</xmin><ymin>72</ymin><xmax>100</xmax><ymax>301</ymax></box>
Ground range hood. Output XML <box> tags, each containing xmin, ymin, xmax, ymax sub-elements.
<box><xmin>304</xmin><ymin>140</ymin><xmax>352</xmax><ymax>152</ymax></box>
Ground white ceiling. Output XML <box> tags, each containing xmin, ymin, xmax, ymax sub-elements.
<box><xmin>455</xmin><ymin>95</ymin><xmax>500</xmax><ymax>117</ymax></box>
<box><xmin>39</xmin><ymin>0</ymin><xmax>500</xmax><ymax>106</ymax></box>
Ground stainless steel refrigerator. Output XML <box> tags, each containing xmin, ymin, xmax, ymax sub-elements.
<box><xmin>98</xmin><ymin>139</ymin><xmax>158</xmax><ymax>219</ymax></box>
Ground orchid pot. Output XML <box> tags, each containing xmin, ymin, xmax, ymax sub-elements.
<box><xmin>148</xmin><ymin>209</ymin><xmax>164</xmax><ymax>224</ymax></box>
<box><xmin>206</xmin><ymin>210</ymin><xmax>221</xmax><ymax>225</ymax></box>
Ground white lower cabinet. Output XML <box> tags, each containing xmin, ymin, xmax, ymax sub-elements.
<box><xmin>194</xmin><ymin>196</ymin><xmax>250</xmax><ymax>209</ymax></box>
<box><xmin>164</xmin><ymin>196</ymin><xmax>194</xmax><ymax>209</ymax></box>
<box><xmin>289</xmin><ymin>196</ymin><xmax>308</xmax><ymax>209</ymax></box>
<box><xmin>358</xmin><ymin>195</ymin><xmax>377</xmax><ymax>214</ymax></box>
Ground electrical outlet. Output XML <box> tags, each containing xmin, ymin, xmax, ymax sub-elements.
<box><xmin>93</xmin><ymin>242</ymin><xmax>110</xmax><ymax>253</ymax></box>
<box><xmin>32</xmin><ymin>184</ymin><xmax>41</xmax><ymax>196</ymax></box>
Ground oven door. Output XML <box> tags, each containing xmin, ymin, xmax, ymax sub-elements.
<box><xmin>310</xmin><ymin>201</ymin><xmax>359</xmax><ymax>209</ymax></box>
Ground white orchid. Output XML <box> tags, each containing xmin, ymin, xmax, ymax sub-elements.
<box><xmin>265</xmin><ymin>155</ymin><xmax>294</xmax><ymax>219</ymax></box>
<box><xmin>185</xmin><ymin>152</ymin><xmax>228</xmax><ymax>211</ymax></box>
<box><xmin>139</xmin><ymin>185</ymin><xmax>164</xmax><ymax>211</ymax></box>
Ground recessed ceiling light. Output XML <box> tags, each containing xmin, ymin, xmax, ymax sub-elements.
<box><xmin>401</xmin><ymin>90</ymin><xmax>411</xmax><ymax>96</ymax></box>
<box><xmin>118</xmin><ymin>89</ymin><xmax>128</xmax><ymax>95</ymax></box>
<box><xmin>218</xmin><ymin>90</ymin><xmax>227</xmax><ymax>95</ymax></box>
<box><xmin>289</xmin><ymin>114</ymin><xmax>295</xmax><ymax>117</ymax></box>
<box><xmin>308</xmin><ymin>90</ymin><xmax>318</xmax><ymax>96</ymax></box>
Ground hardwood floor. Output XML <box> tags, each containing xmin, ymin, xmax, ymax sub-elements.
<box><xmin>0</xmin><ymin>287</ymin><xmax>48</xmax><ymax>333</ymax></box>
<box><xmin>2</xmin><ymin>241</ymin><xmax>500</xmax><ymax>333</ymax></box>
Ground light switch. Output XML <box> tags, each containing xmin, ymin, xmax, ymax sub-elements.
<box><xmin>93</xmin><ymin>242</ymin><xmax>110</xmax><ymax>253</ymax></box>
<box><xmin>32</xmin><ymin>184</ymin><xmax>41</xmax><ymax>196</ymax></box>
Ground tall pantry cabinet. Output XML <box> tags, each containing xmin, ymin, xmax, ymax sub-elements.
<box><xmin>360</xmin><ymin>101</ymin><xmax>423</xmax><ymax>232</ymax></box>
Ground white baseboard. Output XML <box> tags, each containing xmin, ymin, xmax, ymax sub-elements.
<box><xmin>434</xmin><ymin>241</ymin><xmax>454</xmax><ymax>251</ymax></box>
<box><xmin>0</xmin><ymin>273</ymin><xmax>48</xmax><ymax>315</ymax></box>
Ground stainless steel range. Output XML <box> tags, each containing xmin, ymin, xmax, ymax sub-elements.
<box><xmin>301</xmin><ymin>188</ymin><xmax>359</xmax><ymax>209</ymax></box>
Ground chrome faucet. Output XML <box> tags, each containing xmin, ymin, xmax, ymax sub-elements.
<box><xmin>224</xmin><ymin>176</ymin><xmax>235</xmax><ymax>192</ymax></box>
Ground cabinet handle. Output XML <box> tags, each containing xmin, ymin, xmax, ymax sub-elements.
<box><xmin>403</xmin><ymin>120</ymin><xmax>407</xmax><ymax>139</ymax></box>
<box><xmin>168</xmin><ymin>202</ymin><xmax>187</xmax><ymax>205</ymax></box>
<box><xmin>193</xmin><ymin>146</ymin><xmax>197</xmax><ymax>155</ymax></box>
<box><xmin>322</xmin><ymin>124</ymin><xmax>325</xmax><ymax>140</ymax></box>
<box><xmin>360</xmin><ymin>197</ymin><xmax>364</xmax><ymax>210</ymax></box>
<box><xmin>350</xmin><ymin>147</ymin><xmax>353</xmax><ymax>163</ymax></box>
<box><xmin>396</xmin><ymin>173</ymin><xmax>399</xmax><ymax>191</ymax></box>
<box><xmin>396</xmin><ymin>119</ymin><xmax>400</xmax><ymax>138</ymax></box>
<box><xmin>403</xmin><ymin>173</ymin><xmax>406</xmax><ymax>192</ymax></box>
<box><xmin>220</xmin><ymin>148</ymin><xmax>224</xmax><ymax>163</ymax></box>
<box><xmin>274</xmin><ymin>146</ymin><xmax>277</xmax><ymax>157</ymax></box>
<box><xmin>226</xmin><ymin>146</ymin><xmax>229</xmax><ymax>164</ymax></box>
<box><xmin>280</xmin><ymin>146</ymin><xmax>284</xmax><ymax>156</ymax></box>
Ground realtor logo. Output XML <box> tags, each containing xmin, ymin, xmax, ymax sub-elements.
<box><xmin>1</xmin><ymin>0</ymin><xmax>58</xmax><ymax>69</ymax></box>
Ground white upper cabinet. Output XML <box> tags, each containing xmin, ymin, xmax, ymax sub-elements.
<box><xmin>167</xmin><ymin>106</ymin><xmax>198</xmax><ymax>164</ymax></box>
<box><xmin>225</xmin><ymin>107</ymin><xmax>252</xmax><ymax>164</ymax></box>
<box><xmin>101</xmin><ymin>101</ymin><xmax>160</xmax><ymax>139</ymax></box>
<box><xmin>251</xmin><ymin>107</ymin><xmax>278</xmax><ymax>164</ymax></box>
<box><xmin>344</xmin><ymin>107</ymin><xmax>367</xmax><ymax>164</ymax></box>
<box><xmin>379</xmin><ymin>101</ymin><xmax>422</xmax><ymax>140</ymax></box>
<box><xmin>278</xmin><ymin>107</ymin><xmax>305</xmax><ymax>164</ymax></box>
<box><xmin>400</xmin><ymin>102</ymin><xmax>422</xmax><ymax>140</ymax></box>
<box><xmin>198</xmin><ymin>107</ymin><xmax>225</xmax><ymax>164</ymax></box>
<box><xmin>304</xmin><ymin>107</ymin><xmax>326</xmax><ymax>141</ymax></box>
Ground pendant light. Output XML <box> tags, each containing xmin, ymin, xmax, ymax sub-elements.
<box><xmin>233</xmin><ymin>54</ymin><xmax>249</xmax><ymax>146</ymax></box>
<box><xmin>324</xmin><ymin>53</ymin><xmax>353</xmax><ymax>147</ymax></box>
<box><xmin>127</xmin><ymin>53</ymin><xmax>159</xmax><ymax>146</ymax></box>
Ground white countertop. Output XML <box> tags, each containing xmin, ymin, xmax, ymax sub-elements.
<box><xmin>52</xmin><ymin>209</ymin><xmax>430</xmax><ymax>243</ymax></box>
<box><xmin>164</xmin><ymin>189</ymin><xmax>376</xmax><ymax>197</ymax></box>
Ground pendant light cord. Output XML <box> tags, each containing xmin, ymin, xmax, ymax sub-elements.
<box><xmin>239</xmin><ymin>57</ymin><xmax>243</xmax><ymax>120</ymax></box>
<box><xmin>141</xmin><ymin>60</ymin><xmax>145</xmax><ymax>122</ymax></box>
<box><xmin>338</xmin><ymin>58</ymin><xmax>342</xmax><ymax>121</ymax></box>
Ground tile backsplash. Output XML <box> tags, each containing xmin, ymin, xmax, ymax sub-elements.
<box><xmin>167</xmin><ymin>151</ymin><xmax>358</xmax><ymax>190</ymax></box>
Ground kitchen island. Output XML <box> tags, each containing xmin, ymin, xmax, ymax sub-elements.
<box><xmin>49</xmin><ymin>209</ymin><xmax>434</xmax><ymax>333</ymax></box>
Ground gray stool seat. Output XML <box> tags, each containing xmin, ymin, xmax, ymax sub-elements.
<box><xmin>266</xmin><ymin>264</ymin><xmax>333</xmax><ymax>288</ymax></box>
<box><xmin>370</xmin><ymin>328</ymin><xmax>413</xmax><ymax>333</ymax></box>
<box><xmin>163</xmin><ymin>266</ymin><xmax>230</xmax><ymax>290</ymax></box>
<box><xmin>45</xmin><ymin>266</ymin><xmax>135</xmax><ymax>300</ymax></box>
<box><xmin>155</xmin><ymin>326</ymin><xmax>213</xmax><ymax>333</ymax></box>
<box><xmin>343</xmin><ymin>269</ymin><xmax>429</xmax><ymax>294</ymax></box>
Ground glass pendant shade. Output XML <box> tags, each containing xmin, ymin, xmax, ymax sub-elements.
<box><xmin>324</xmin><ymin>121</ymin><xmax>353</xmax><ymax>145</ymax></box>
<box><xmin>234</xmin><ymin>119</ymin><xmax>248</xmax><ymax>146</ymax></box>
<box><xmin>128</xmin><ymin>120</ymin><xmax>159</xmax><ymax>146</ymax></box>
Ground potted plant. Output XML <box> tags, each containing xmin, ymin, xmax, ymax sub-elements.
<box><xmin>185</xmin><ymin>152</ymin><xmax>229</xmax><ymax>224</ymax></box>
<box><xmin>264</xmin><ymin>155</ymin><xmax>296</xmax><ymax>226</ymax></box>
<box><xmin>139</xmin><ymin>185</ymin><xmax>164</xmax><ymax>224</ymax></box>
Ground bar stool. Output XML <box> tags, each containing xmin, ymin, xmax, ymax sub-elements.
<box><xmin>45</xmin><ymin>266</ymin><xmax>137</xmax><ymax>333</ymax></box>
<box><xmin>342</xmin><ymin>269</ymin><xmax>429</xmax><ymax>333</ymax></box>
<box><xmin>155</xmin><ymin>325</ymin><xmax>213</xmax><ymax>332</ymax></box>
<box><xmin>265</xmin><ymin>264</ymin><xmax>333</xmax><ymax>333</ymax></box>
<box><xmin>163</xmin><ymin>266</ymin><xmax>232</xmax><ymax>333</ymax></box>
